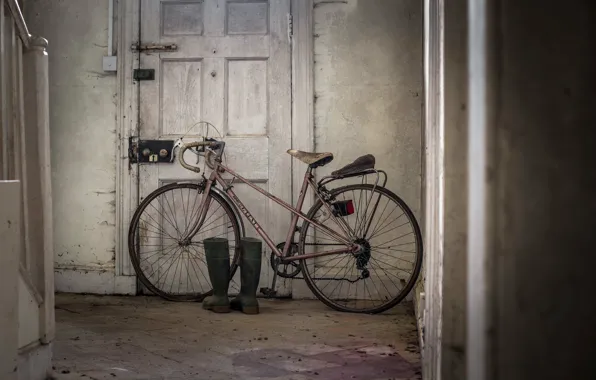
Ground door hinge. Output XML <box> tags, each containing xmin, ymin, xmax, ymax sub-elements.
<box><xmin>287</xmin><ymin>13</ymin><xmax>293</xmax><ymax>41</ymax></box>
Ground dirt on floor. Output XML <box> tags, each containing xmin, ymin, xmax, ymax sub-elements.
<box><xmin>49</xmin><ymin>294</ymin><xmax>421</xmax><ymax>380</ymax></box>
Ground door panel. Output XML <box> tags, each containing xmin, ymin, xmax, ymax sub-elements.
<box><xmin>137</xmin><ymin>0</ymin><xmax>292</xmax><ymax>296</ymax></box>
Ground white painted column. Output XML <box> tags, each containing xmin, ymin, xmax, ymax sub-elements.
<box><xmin>466</xmin><ymin>0</ymin><xmax>497</xmax><ymax>378</ymax></box>
<box><xmin>23</xmin><ymin>35</ymin><xmax>54</xmax><ymax>344</ymax></box>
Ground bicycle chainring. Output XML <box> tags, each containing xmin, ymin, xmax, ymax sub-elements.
<box><xmin>269</xmin><ymin>242</ymin><xmax>302</xmax><ymax>278</ymax></box>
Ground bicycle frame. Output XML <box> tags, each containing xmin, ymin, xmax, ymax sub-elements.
<box><xmin>186</xmin><ymin>156</ymin><xmax>359</xmax><ymax>262</ymax></box>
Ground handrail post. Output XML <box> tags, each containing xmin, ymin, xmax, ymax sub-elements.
<box><xmin>23</xmin><ymin>35</ymin><xmax>55</xmax><ymax>344</ymax></box>
<box><xmin>6</xmin><ymin>0</ymin><xmax>31</xmax><ymax>49</ymax></box>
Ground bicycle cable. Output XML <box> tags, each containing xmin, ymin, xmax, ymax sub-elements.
<box><xmin>177</xmin><ymin>120</ymin><xmax>230</xmax><ymax>177</ymax></box>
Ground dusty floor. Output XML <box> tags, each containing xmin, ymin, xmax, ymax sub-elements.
<box><xmin>50</xmin><ymin>294</ymin><xmax>421</xmax><ymax>380</ymax></box>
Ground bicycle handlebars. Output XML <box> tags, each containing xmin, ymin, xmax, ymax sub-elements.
<box><xmin>177</xmin><ymin>139</ymin><xmax>226</xmax><ymax>174</ymax></box>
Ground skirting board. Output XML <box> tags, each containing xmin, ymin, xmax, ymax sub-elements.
<box><xmin>290</xmin><ymin>279</ymin><xmax>318</xmax><ymax>300</ymax></box>
<box><xmin>291</xmin><ymin>278</ymin><xmax>416</xmax><ymax>302</ymax></box>
<box><xmin>415</xmin><ymin>290</ymin><xmax>425</xmax><ymax>352</ymax></box>
<box><xmin>18</xmin><ymin>342</ymin><xmax>52</xmax><ymax>380</ymax></box>
<box><xmin>54</xmin><ymin>268</ymin><xmax>136</xmax><ymax>295</ymax></box>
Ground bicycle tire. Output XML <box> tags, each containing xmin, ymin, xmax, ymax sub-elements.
<box><xmin>128</xmin><ymin>182</ymin><xmax>241</xmax><ymax>302</ymax></box>
<box><xmin>298</xmin><ymin>184</ymin><xmax>423</xmax><ymax>314</ymax></box>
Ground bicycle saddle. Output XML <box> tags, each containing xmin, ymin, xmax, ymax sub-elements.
<box><xmin>331</xmin><ymin>154</ymin><xmax>376</xmax><ymax>177</ymax></box>
<box><xmin>287</xmin><ymin>149</ymin><xmax>334</xmax><ymax>168</ymax></box>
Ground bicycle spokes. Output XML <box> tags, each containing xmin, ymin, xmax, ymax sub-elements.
<box><xmin>300</xmin><ymin>184</ymin><xmax>422</xmax><ymax>313</ymax></box>
<box><xmin>130</xmin><ymin>184</ymin><xmax>241</xmax><ymax>301</ymax></box>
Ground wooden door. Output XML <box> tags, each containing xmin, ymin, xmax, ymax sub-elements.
<box><xmin>136</xmin><ymin>0</ymin><xmax>292</xmax><ymax>296</ymax></box>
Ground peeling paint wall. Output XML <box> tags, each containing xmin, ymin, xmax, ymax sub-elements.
<box><xmin>22</xmin><ymin>0</ymin><xmax>423</xmax><ymax>296</ymax></box>
<box><xmin>313</xmin><ymin>0</ymin><xmax>423</xmax><ymax>217</ymax></box>
<box><xmin>24</xmin><ymin>0</ymin><xmax>118</xmax><ymax>292</ymax></box>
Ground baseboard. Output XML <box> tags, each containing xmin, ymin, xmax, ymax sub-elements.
<box><xmin>289</xmin><ymin>279</ymin><xmax>317</xmax><ymax>300</ymax></box>
<box><xmin>291</xmin><ymin>278</ymin><xmax>419</xmax><ymax>303</ymax></box>
<box><xmin>17</xmin><ymin>342</ymin><xmax>52</xmax><ymax>380</ymax></box>
<box><xmin>54</xmin><ymin>267</ymin><xmax>136</xmax><ymax>295</ymax></box>
<box><xmin>414</xmin><ymin>288</ymin><xmax>425</xmax><ymax>352</ymax></box>
<box><xmin>114</xmin><ymin>275</ymin><xmax>137</xmax><ymax>295</ymax></box>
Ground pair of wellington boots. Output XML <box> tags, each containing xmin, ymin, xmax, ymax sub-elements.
<box><xmin>202</xmin><ymin>237</ymin><xmax>262</xmax><ymax>314</ymax></box>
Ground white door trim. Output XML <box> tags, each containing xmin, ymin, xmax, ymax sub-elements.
<box><xmin>114</xmin><ymin>0</ymin><xmax>140</xmax><ymax>294</ymax></box>
<box><xmin>290</xmin><ymin>0</ymin><xmax>314</xmax><ymax>205</ymax></box>
<box><xmin>115</xmin><ymin>0</ymin><xmax>315</xmax><ymax>296</ymax></box>
<box><xmin>422</xmin><ymin>0</ymin><xmax>445</xmax><ymax>378</ymax></box>
<box><xmin>289</xmin><ymin>0</ymin><xmax>315</xmax><ymax>298</ymax></box>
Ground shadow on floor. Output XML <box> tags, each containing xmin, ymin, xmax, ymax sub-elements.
<box><xmin>50</xmin><ymin>294</ymin><xmax>421</xmax><ymax>380</ymax></box>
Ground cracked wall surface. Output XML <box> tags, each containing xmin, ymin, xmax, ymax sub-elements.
<box><xmin>24</xmin><ymin>0</ymin><xmax>118</xmax><ymax>292</ymax></box>
<box><xmin>313</xmin><ymin>0</ymin><xmax>423</xmax><ymax>222</ymax></box>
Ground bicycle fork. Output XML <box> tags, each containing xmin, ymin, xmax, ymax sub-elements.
<box><xmin>180</xmin><ymin>182</ymin><xmax>214</xmax><ymax>242</ymax></box>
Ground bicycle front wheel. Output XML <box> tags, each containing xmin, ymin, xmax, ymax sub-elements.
<box><xmin>298</xmin><ymin>184</ymin><xmax>423</xmax><ymax>314</ymax></box>
<box><xmin>128</xmin><ymin>182</ymin><xmax>241</xmax><ymax>301</ymax></box>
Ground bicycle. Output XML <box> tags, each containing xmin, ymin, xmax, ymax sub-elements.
<box><xmin>128</xmin><ymin>138</ymin><xmax>423</xmax><ymax>314</ymax></box>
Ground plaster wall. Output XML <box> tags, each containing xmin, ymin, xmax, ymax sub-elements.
<box><xmin>312</xmin><ymin>0</ymin><xmax>423</xmax><ymax>220</ymax></box>
<box><xmin>25</xmin><ymin>0</ymin><xmax>119</xmax><ymax>293</ymax></box>
<box><xmin>292</xmin><ymin>0</ymin><xmax>423</xmax><ymax>301</ymax></box>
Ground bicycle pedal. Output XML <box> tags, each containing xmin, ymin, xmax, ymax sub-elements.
<box><xmin>259</xmin><ymin>287</ymin><xmax>277</xmax><ymax>298</ymax></box>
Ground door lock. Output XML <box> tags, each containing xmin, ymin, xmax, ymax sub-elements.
<box><xmin>128</xmin><ymin>139</ymin><xmax>176</xmax><ymax>164</ymax></box>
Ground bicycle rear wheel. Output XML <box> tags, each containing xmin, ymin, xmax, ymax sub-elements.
<box><xmin>128</xmin><ymin>182</ymin><xmax>241</xmax><ymax>301</ymax></box>
<box><xmin>298</xmin><ymin>184</ymin><xmax>423</xmax><ymax>313</ymax></box>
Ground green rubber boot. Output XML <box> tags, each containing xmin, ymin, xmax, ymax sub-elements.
<box><xmin>202</xmin><ymin>237</ymin><xmax>231</xmax><ymax>313</ymax></box>
<box><xmin>230</xmin><ymin>238</ymin><xmax>262</xmax><ymax>314</ymax></box>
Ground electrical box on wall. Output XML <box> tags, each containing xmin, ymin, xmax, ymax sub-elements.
<box><xmin>103</xmin><ymin>56</ymin><xmax>117</xmax><ymax>72</ymax></box>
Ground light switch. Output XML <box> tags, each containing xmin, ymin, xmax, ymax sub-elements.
<box><xmin>102</xmin><ymin>56</ymin><xmax>117</xmax><ymax>72</ymax></box>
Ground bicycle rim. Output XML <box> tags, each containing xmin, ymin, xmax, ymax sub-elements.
<box><xmin>299</xmin><ymin>184</ymin><xmax>423</xmax><ymax>313</ymax></box>
<box><xmin>128</xmin><ymin>182</ymin><xmax>241</xmax><ymax>301</ymax></box>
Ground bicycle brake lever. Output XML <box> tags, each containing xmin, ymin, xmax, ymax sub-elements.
<box><xmin>173</xmin><ymin>138</ymin><xmax>184</xmax><ymax>152</ymax></box>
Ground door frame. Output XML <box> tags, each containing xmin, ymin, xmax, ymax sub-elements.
<box><xmin>421</xmin><ymin>0</ymin><xmax>445</xmax><ymax>378</ymax></box>
<box><xmin>114</xmin><ymin>0</ymin><xmax>315</xmax><ymax>294</ymax></box>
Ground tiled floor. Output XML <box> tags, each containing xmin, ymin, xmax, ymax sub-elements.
<box><xmin>50</xmin><ymin>294</ymin><xmax>421</xmax><ymax>380</ymax></box>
